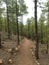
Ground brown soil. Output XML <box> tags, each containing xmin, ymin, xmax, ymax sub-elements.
<box><xmin>15</xmin><ymin>38</ymin><xmax>36</xmax><ymax>65</ymax></box>
<box><xmin>0</xmin><ymin>38</ymin><xmax>37</xmax><ymax>65</ymax></box>
<box><xmin>38</xmin><ymin>44</ymin><xmax>49</xmax><ymax>65</ymax></box>
<box><xmin>1</xmin><ymin>37</ymin><xmax>49</xmax><ymax>65</ymax></box>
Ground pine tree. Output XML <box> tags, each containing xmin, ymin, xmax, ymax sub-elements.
<box><xmin>34</xmin><ymin>0</ymin><xmax>39</xmax><ymax>59</ymax></box>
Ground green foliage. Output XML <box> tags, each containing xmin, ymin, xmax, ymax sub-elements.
<box><xmin>1</xmin><ymin>0</ymin><xmax>49</xmax><ymax>45</ymax></box>
<box><xmin>23</xmin><ymin>17</ymin><xmax>35</xmax><ymax>39</ymax></box>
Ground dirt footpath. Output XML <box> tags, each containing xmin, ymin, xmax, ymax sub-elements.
<box><xmin>14</xmin><ymin>38</ymin><xmax>37</xmax><ymax>65</ymax></box>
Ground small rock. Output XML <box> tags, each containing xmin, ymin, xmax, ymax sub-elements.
<box><xmin>15</xmin><ymin>47</ymin><xmax>19</xmax><ymax>51</ymax></box>
<box><xmin>32</xmin><ymin>52</ymin><xmax>34</xmax><ymax>56</ymax></box>
<box><xmin>0</xmin><ymin>59</ymin><xmax>3</xmax><ymax>64</ymax></box>
<box><xmin>8</xmin><ymin>59</ymin><xmax>13</xmax><ymax>64</ymax></box>
<box><xmin>37</xmin><ymin>63</ymin><xmax>40</xmax><ymax>65</ymax></box>
<box><xmin>35</xmin><ymin>60</ymin><xmax>40</xmax><ymax>65</ymax></box>
<box><xmin>8</xmin><ymin>49</ymin><xmax>12</xmax><ymax>52</ymax></box>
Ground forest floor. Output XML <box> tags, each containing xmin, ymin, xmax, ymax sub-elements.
<box><xmin>38</xmin><ymin>43</ymin><xmax>49</xmax><ymax>65</ymax></box>
<box><xmin>0</xmin><ymin>37</ymin><xmax>37</xmax><ymax>65</ymax></box>
<box><xmin>0</xmin><ymin>36</ymin><xmax>49</xmax><ymax>65</ymax></box>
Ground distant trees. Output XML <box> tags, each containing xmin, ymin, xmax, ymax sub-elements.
<box><xmin>6</xmin><ymin>0</ymin><xmax>11</xmax><ymax>39</ymax></box>
<box><xmin>38</xmin><ymin>0</ymin><xmax>49</xmax><ymax>54</ymax></box>
<box><xmin>0</xmin><ymin>0</ymin><xmax>49</xmax><ymax>57</ymax></box>
<box><xmin>38</xmin><ymin>12</ymin><xmax>45</xmax><ymax>44</ymax></box>
<box><xmin>27</xmin><ymin>18</ymin><xmax>31</xmax><ymax>38</ymax></box>
<box><xmin>0</xmin><ymin>0</ymin><xmax>5</xmax><ymax>48</ymax></box>
<box><xmin>26</xmin><ymin>18</ymin><xmax>35</xmax><ymax>39</ymax></box>
<box><xmin>22</xmin><ymin>17</ymin><xmax>35</xmax><ymax>39</ymax></box>
<box><xmin>2</xmin><ymin>0</ymin><xmax>28</xmax><ymax>45</ymax></box>
<box><xmin>18</xmin><ymin>0</ymin><xmax>28</xmax><ymax>40</ymax></box>
<box><xmin>16</xmin><ymin>0</ymin><xmax>28</xmax><ymax>45</ymax></box>
<box><xmin>46</xmin><ymin>1</ymin><xmax>49</xmax><ymax>54</ymax></box>
<box><xmin>0</xmin><ymin>0</ymin><xmax>2</xmax><ymax>48</ymax></box>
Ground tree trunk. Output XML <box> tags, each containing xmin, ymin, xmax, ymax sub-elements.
<box><xmin>46</xmin><ymin>6</ymin><xmax>49</xmax><ymax>54</ymax></box>
<box><xmin>35</xmin><ymin>0</ymin><xmax>39</xmax><ymax>59</ymax></box>
<box><xmin>41</xmin><ymin>22</ymin><xmax>43</xmax><ymax>44</ymax></box>
<box><xmin>0</xmin><ymin>33</ymin><xmax>2</xmax><ymax>48</ymax></box>
<box><xmin>46</xmin><ymin>25</ymin><xmax>48</xmax><ymax>54</ymax></box>
<box><xmin>6</xmin><ymin>1</ymin><xmax>11</xmax><ymax>39</ymax></box>
<box><xmin>16</xmin><ymin>0</ymin><xmax>19</xmax><ymax>45</ymax></box>
<box><xmin>0</xmin><ymin>16</ymin><xmax>2</xmax><ymax>48</ymax></box>
<box><xmin>21</xmin><ymin>15</ymin><xmax>24</xmax><ymax>40</ymax></box>
<box><xmin>28</xmin><ymin>21</ymin><xmax>30</xmax><ymax>39</ymax></box>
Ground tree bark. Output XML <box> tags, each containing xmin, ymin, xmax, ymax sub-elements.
<box><xmin>46</xmin><ymin>25</ymin><xmax>48</xmax><ymax>54</ymax></box>
<box><xmin>16</xmin><ymin>0</ymin><xmax>19</xmax><ymax>45</ymax></box>
<box><xmin>35</xmin><ymin>0</ymin><xmax>39</xmax><ymax>59</ymax></box>
<box><xmin>21</xmin><ymin>15</ymin><xmax>24</xmax><ymax>39</ymax></box>
<box><xmin>41</xmin><ymin>22</ymin><xmax>43</xmax><ymax>44</ymax></box>
<box><xmin>46</xmin><ymin>6</ymin><xmax>49</xmax><ymax>54</ymax></box>
<box><xmin>0</xmin><ymin>33</ymin><xmax>2</xmax><ymax>48</ymax></box>
<box><xmin>6</xmin><ymin>1</ymin><xmax>11</xmax><ymax>39</ymax></box>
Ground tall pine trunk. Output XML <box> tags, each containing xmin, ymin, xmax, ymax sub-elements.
<box><xmin>35</xmin><ymin>0</ymin><xmax>39</xmax><ymax>59</ymax></box>
<box><xmin>0</xmin><ymin>16</ymin><xmax>2</xmax><ymax>48</ymax></box>
<box><xmin>46</xmin><ymin>25</ymin><xmax>48</xmax><ymax>54</ymax></box>
<box><xmin>21</xmin><ymin>15</ymin><xmax>23</xmax><ymax>40</ymax></box>
<box><xmin>16</xmin><ymin>0</ymin><xmax>19</xmax><ymax>45</ymax></box>
<box><xmin>41</xmin><ymin>22</ymin><xmax>43</xmax><ymax>44</ymax></box>
<box><xmin>46</xmin><ymin>6</ymin><xmax>49</xmax><ymax>54</ymax></box>
<box><xmin>0</xmin><ymin>32</ymin><xmax>2</xmax><ymax>48</ymax></box>
<box><xmin>6</xmin><ymin>1</ymin><xmax>11</xmax><ymax>39</ymax></box>
<box><xmin>28</xmin><ymin>22</ymin><xmax>30</xmax><ymax>38</ymax></box>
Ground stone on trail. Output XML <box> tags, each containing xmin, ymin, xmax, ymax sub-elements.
<box><xmin>8</xmin><ymin>49</ymin><xmax>12</xmax><ymax>52</ymax></box>
<box><xmin>15</xmin><ymin>45</ymin><xmax>20</xmax><ymax>51</ymax></box>
<box><xmin>15</xmin><ymin>47</ymin><xmax>19</xmax><ymax>51</ymax></box>
<box><xmin>8</xmin><ymin>59</ymin><xmax>13</xmax><ymax>64</ymax></box>
<box><xmin>37</xmin><ymin>63</ymin><xmax>40</xmax><ymax>65</ymax></box>
<box><xmin>35</xmin><ymin>60</ymin><xmax>40</xmax><ymax>65</ymax></box>
<box><xmin>32</xmin><ymin>52</ymin><xmax>34</xmax><ymax>56</ymax></box>
<box><xmin>0</xmin><ymin>59</ymin><xmax>3</xmax><ymax>64</ymax></box>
